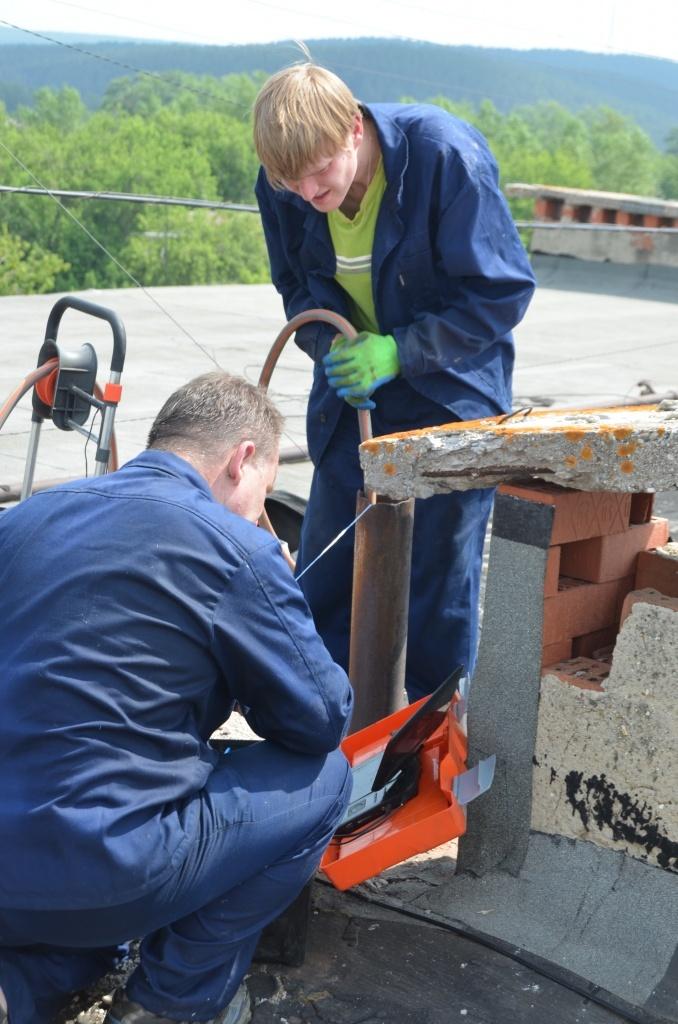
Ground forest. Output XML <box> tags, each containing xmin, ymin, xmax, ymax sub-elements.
<box><xmin>2</xmin><ymin>69</ymin><xmax>678</xmax><ymax>296</ymax></box>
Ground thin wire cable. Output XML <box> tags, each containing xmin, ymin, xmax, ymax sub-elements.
<box><xmin>24</xmin><ymin>0</ymin><xmax>223</xmax><ymax>48</ymax></box>
<box><xmin>519</xmin><ymin>332</ymin><xmax>678</xmax><ymax>371</ymax></box>
<box><xmin>295</xmin><ymin>502</ymin><xmax>374</xmax><ymax>581</ymax></box>
<box><xmin>83</xmin><ymin>407</ymin><xmax>100</xmax><ymax>476</ymax></box>
<box><xmin>0</xmin><ymin>19</ymin><xmax>252</xmax><ymax>117</ymax></box>
<box><xmin>0</xmin><ymin>137</ymin><xmax>221</xmax><ymax>369</ymax></box>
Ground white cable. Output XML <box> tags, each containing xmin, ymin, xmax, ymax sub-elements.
<box><xmin>295</xmin><ymin>502</ymin><xmax>374</xmax><ymax>581</ymax></box>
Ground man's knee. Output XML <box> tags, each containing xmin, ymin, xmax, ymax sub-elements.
<box><xmin>313</xmin><ymin>748</ymin><xmax>352</xmax><ymax>832</ymax></box>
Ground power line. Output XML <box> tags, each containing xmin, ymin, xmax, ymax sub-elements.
<box><xmin>0</xmin><ymin>18</ymin><xmax>253</xmax><ymax>117</ymax></box>
<box><xmin>20</xmin><ymin>0</ymin><xmax>220</xmax><ymax>47</ymax></box>
<box><xmin>0</xmin><ymin>185</ymin><xmax>258</xmax><ymax>213</ymax></box>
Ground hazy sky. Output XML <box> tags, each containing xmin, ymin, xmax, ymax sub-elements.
<box><xmin>4</xmin><ymin>0</ymin><xmax>678</xmax><ymax>63</ymax></box>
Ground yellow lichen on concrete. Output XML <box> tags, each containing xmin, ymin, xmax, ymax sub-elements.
<box><xmin>360</xmin><ymin>404</ymin><xmax>678</xmax><ymax>497</ymax></box>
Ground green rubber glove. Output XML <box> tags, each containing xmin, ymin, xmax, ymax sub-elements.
<box><xmin>324</xmin><ymin>334</ymin><xmax>374</xmax><ymax>409</ymax></box>
<box><xmin>323</xmin><ymin>331</ymin><xmax>400</xmax><ymax>403</ymax></box>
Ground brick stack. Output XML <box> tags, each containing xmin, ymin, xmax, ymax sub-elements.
<box><xmin>498</xmin><ymin>483</ymin><xmax>671</xmax><ymax>689</ymax></box>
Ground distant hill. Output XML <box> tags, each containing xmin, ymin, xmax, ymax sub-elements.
<box><xmin>0</xmin><ymin>27</ymin><xmax>151</xmax><ymax>45</ymax></box>
<box><xmin>1</xmin><ymin>36</ymin><xmax>677</xmax><ymax>147</ymax></box>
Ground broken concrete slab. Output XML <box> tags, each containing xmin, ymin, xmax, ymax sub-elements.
<box><xmin>359</xmin><ymin>403</ymin><xmax>678</xmax><ymax>499</ymax></box>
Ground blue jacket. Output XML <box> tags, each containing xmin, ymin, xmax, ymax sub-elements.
<box><xmin>0</xmin><ymin>452</ymin><xmax>352</xmax><ymax>910</ymax></box>
<box><xmin>256</xmin><ymin>102</ymin><xmax>536</xmax><ymax>463</ymax></box>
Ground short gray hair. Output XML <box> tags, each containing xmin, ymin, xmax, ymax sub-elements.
<box><xmin>147</xmin><ymin>372</ymin><xmax>283</xmax><ymax>464</ymax></box>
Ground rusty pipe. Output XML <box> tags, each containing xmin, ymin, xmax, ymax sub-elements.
<box><xmin>348</xmin><ymin>490</ymin><xmax>415</xmax><ymax>731</ymax></box>
<box><xmin>258</xmin><ymin>310</ymin><xmax>414</xmax><ymax>729</ymax></box>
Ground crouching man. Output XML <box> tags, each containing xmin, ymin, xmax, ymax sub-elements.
<box><xmin>0</xmin><ymin>371</ymin><xmax>353</xmax><ymax>1024</ymax></box>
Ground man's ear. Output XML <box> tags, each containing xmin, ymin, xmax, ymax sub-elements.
<box><xmin>226</xmin><ymin>440</ymin><xmax>256</xmax><ymax>485</ymax></box>
<box><xmin>352</xmin><ymin>112</ymin><xmax>364</xmax><ymax>148</ymax></box>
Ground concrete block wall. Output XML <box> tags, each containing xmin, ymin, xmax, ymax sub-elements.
<box><xmin>499</xmin><ymin>482</ymin><xmax>678</xmax><ymax>871</ymax></box>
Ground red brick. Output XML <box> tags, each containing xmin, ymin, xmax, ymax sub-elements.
<box><xmin>559</xmin><ymin>518</ymin><xmax>669</xmax><ymax>583</ymax></box>
<box><xmin>498</xmin><ymin>484</ymin><xmax>631</xmax><ymax>545</ymax></box>
<box><xmin>534</xmin><ymin>197</ymin><xmax>551</xmax><ymax>219</ymax></box>
<box><xmin>615</xmin><ymin>575</ymin><xmax>636</xmax><ymax>619</ymax></box>
<box><xmin>544</xmin><ymin>546</ymin><xmax>561</xmax><ymax>597</ymax></box>
<box><xmin>543</xmin><ymin>657</ymin><xmax>610</xmax><ymax>691</ymax></box>
<box><xmin>635</xmin><ymin>548</ymin><xmax>678</xmax><ymax>598</ymax></box>
<box><xmin>620</xmin><ymin>587</ymin><xmax>678</xmax><ymax>628</ymax></box>
<box><xmin>572</xmin><ymin>627</ymin><xmax>618</xmax><ymax>659</ymax></box>
<box><xmin>543</xmin><ymin>575</ymin><xmax>633</xmax><ymax>645</ymax></box>
<box><xmin>630</xmin><ymin>492</ymin><xmax>654</xmax><ymax>524</ymax></box>
<box><xmin>542</xmin><ymin>638</ymin><xmax>572</xmax><ymax>667</ymax></box>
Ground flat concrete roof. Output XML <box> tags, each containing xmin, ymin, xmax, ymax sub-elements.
<box><xmin>2</xmin><ymin>254</ymin><xmax>676</xmax><ymax>526</ymax></box>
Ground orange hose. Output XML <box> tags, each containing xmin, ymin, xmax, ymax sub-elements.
<box><xmin>0</xmin><ymin>359</ymin><xmax>59</xmax><ymax>432</ymax></box>
<box><xmin>256</xmin><ymin>310</ymin><xmax>377</xmax><ymax>551</ymax></box>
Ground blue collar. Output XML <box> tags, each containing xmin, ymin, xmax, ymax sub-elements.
<box><xmin>126</xmin><ymin>450</ymin><xmax>215</xmax><ymax>499</ymax></box>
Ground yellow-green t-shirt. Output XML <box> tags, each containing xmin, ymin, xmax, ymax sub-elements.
<box><xmin>327</xmin><ymin>159</ymin><xmax>386</xmax><ymax>333</ymax></box>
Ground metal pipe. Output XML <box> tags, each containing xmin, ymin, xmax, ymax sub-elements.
<box><xmin>258</xmin><ymin>309</ymin><xmax>413</xmax><ymax>727</ymax></box>
<box><xmin>348</xmin><ymin>491</ymin><xmax>415</xmax><ymax>731</ymax></box>
<box><xmin>20</xmin><ymin>418</ymin><xmax>42</xmax><ymax>501</ymax></box>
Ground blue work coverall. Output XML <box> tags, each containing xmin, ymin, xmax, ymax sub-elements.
<box><xmin>0</xmin><ymin>452</ymin><xmax>353</xmax><ymax>1024</ymax></box>
<box><xmin>256</xmin><ymin>102</ymin><xmax>536</xmax><ymax>699</ymax></box>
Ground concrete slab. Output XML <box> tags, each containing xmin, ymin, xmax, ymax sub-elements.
<box><xmin>359</xmin><ymin>404</ymin><xmax>678</xmax><ymax>498</ymax></box>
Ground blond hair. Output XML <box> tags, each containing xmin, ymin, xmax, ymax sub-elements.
<box><xmin>253</xmin><ymin>64</ymin><xmax>359</xmax><ymax>188</ymax></box>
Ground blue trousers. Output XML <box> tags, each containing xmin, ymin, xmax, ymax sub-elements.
<box><xmin>0</xmin><ymin>742</ymin><xmax>351</xmax><ymax>1024</ymax></box>
<box><xmin>298</xmin><ymin>383</ymin><xmax>494</xmax><ymax>701</ymax></box>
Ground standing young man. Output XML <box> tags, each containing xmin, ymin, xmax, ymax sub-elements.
<box><xmin>253</xmin><ymin>63</ymin><xmax>536</xmax><ymax>701</ymax></box>
<box><xmin>0</xmin><ymin>372</ymin><xmax>352</xmax><ymax>1024</ymax></box>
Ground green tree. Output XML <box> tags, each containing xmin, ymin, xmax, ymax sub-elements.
<box><xmin>664</xmin><ymin>127</ymin><xmax>678</xmax><ymax>156</ymax></box>
<box><xmin>0</xmin><ymin>225</ymin><xmax>69</xmax><ymax>295</ymax></box>
<box><xmin>658</xmin><ymin>154</ymin><xmax>678</xmax><ymax>200</ymax></box>
<box><xmin>121</xmin><ymin>208</ymin><xmax>268</xmax><ymax>286</ymax></box>
<box><xmin>17</xmin><ymin>86</ymin><xmax>88</xmax><ymax>133</ymax></box>
<box><xmin>583</xmin><ymin>107</ymin><xmax>660</xmax><ymax>195</ymax></box>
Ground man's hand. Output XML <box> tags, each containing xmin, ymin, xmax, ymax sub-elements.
<box><xmin>279</xmin><ymin>540</ymin><xmax>296</xmax><ymax>572</ymax></box>
<box><xmin>326</xmin><ymin>334</ymin><xmax>376</xmax><ymax>409</ymax></box>
<box><xmin>323</xmin><ymin>332</ymin><xmax>400</xmax><ymax>406</ymax></box>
